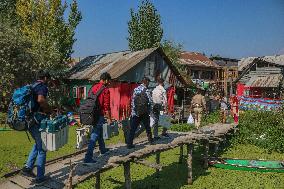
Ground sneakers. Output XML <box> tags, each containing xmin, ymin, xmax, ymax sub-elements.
<box><xmin>34</xmin><ymin>176</ymin><xmax>50</xmax><ymax>186</ymax></box>
<box><xmin>21</xmin><ymin>167</ymin><xmax>36</xmax><ymax>178</ymax></box>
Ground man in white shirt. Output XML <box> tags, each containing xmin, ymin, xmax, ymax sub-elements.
<box><xmin>152</xmin><ymin>78</ymin><xmax>169</xmax><ymax>139</ymax></box>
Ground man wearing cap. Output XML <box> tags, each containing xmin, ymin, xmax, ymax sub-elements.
<box><xmin>190</xmin><ymin>88</ymin><xmax>207</xmax><ymax>129</ymax></box>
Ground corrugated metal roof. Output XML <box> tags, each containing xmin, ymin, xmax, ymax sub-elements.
<box><xmin>245</xmin><ymin>74</ymin><xmax>283</xmax><ymax>88</ymax></box>
<box><xmin>238</xmin><ymin>55</ymin><xmax>284</xmax><ymax>71</ymax></box>
<box><xmin>179</xmin><ymin>52</ymin><xmax>219</xmax><ymax>68</ymax></box>
<box><xmin>69</xmin><ymin>48</ymin><xmax>157</xmax><ymax>81</ymax></box>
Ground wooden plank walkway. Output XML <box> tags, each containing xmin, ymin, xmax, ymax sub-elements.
<box><xmin>0</xmin><ymin>123</ymin><xmax>237</xmax><ymax>189</ymax></box>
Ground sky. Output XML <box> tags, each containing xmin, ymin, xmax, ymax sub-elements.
<box><xmin>69</xmin><ymin>0</ymin><xmax>284</xmax><ymax>59</ymax></box>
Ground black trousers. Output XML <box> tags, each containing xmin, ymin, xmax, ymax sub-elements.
<box><xmin>128</xmin><ymin>114</ymin><xmax>151</xmax><ymax>145</ymax></box>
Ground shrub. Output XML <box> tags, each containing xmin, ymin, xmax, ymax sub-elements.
<box><xmin>234</xmin><ymin>111</ymin><xmax>284</xmax><ymax>153</ymax></box>
<box><xmin>170</xmin><ymin>123</ymin><xmax>195</xmax><ymax>132</ymax></box>
<box><xmin>0</xmin><ymin>112</ymin><xmax>7</xmax><ymax>124</ymax></box>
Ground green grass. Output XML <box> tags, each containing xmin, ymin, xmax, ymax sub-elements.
<box><xmin>75</xmin><ymin>144</ymin><xmax>284</xmax><ymax>189</ymax></box>
<box><xmin>1</xmin><ymin>124</ymin><xmax>284</xmax><ymax>188</ymax></box>
<box><xmin>0</xmin><ymin>126</ymin><xmax>78</xmax><ymax>178</ymax></box>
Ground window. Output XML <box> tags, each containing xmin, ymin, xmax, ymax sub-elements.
<box><xmin>78</xmin><ymin>87</ymin><xmax>87</xmax><ymax>99</ymax></box>
<box><xmin>72</xmin><ymin>87</ymin><xmax>78</xmax><ymax>98</ymax></box>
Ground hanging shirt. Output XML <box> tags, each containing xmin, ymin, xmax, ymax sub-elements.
<box><xmin>131</xmin><ymin>84</ymin><xmax>153</xmax><ymax>116</ymax></box>
<box><xmin>152</xmin><ymin>84</ymin><xmax>167</xmax><ymax>107</ymax></box>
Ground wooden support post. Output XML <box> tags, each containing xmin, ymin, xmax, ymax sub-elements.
<box><xmin>123</xmin><ymin>162</ymin><xmax>131</xmax><ymax>189</ymax></box>
<box><xmin>203</xmin><ymin>140</ymin><xmax>209</xmax><ymax>169</ymax></box>
<box><xmin>213</xmin><ymin>143</ymin><xmax>219</xmax><ymax>156</ymax></box>
<box><xmin>156</xmin><ymin>152</ymin><xmax>161</xmax><ymax>177</ymax></box>
<box><xmin>187</xmin><ymin>144</ymin><xmax>193</xmax><ymax>185</ymax></box>
<box><xmin>179</xmin><ymin>144</ymin><xmax>184</xmax><ymax>164</ymax></box>
<box><xmin>66</xmin><ymin>159</ymin><xmax>73</xmax><ymax>189</ymax></box>
<box><xmin>95</xmin><ymin>173</ymin><xmax>100</xmax><ymax>189</ymax></box>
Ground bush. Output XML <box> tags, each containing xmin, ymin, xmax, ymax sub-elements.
<box><xmin>234</xmin><ymin>111</ymin><xmax>284</xmax><ymax>153</ymax></box>
<box><xmin>0</xmin><ymin>112</ymin><xmax>7</xmax><ymax>124</ymax></box>
<box><xmin>170</xmin><ymin>123</ymin><xmax>195</xmax><ymax>132</ymax></box>
<box><xmin>201</xmin><ymin>110</ymin><xmax>221</xmax><ymax>126</ymax></box>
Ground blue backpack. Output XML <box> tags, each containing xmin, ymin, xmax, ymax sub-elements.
<box><xmin>7</xmin><ymin>82</ymin><xmax>41</xmax><ymax>131</ymax></box>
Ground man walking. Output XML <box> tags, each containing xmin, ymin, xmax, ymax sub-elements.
<box><xmin>190</xmin><ymin>88</ymin><xmax>207</xmax><ymax>129</ymax></box>
<box><xmin>21</xmin><ymin>70</ymin><xmax>52</xmax><ymax>185</ymax></box>
<box><xmin>152</xmin><ymin>78</ymin><xmax>169</xmax><ymax>139</ymax></box>
<box><xmin>127</xmin><ymin>77</ymin><xmax>153</xmax><ymax>149</ymax></box>
<box><xmin>84</xmin><ymin>72</ymin><xmax>112</xmax><ymax>163</ymax></box>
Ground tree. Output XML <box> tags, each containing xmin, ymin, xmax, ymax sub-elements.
<box><xmin>127</xmin><ymin>0</ymin><xmax>163</xmax><ymax>51</ymax></box>
<box><xmin>162</xmin><ymin>40</ymin><xmax>183</xmax><ymax>68</ymax></box>
<box><xmin>16</xmin><ymin>0</ymin><xmax>82</xmax><ymax>69</ymax></box>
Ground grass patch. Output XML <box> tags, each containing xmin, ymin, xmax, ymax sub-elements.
<box><xmin>76</xmin><ymin>144</ymin><xmax>284</xmax><ymax>189</ymax></box>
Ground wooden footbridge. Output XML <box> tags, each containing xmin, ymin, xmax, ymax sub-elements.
<box><xmin>0</xmin><ymin>123</ymin><xmax>237</xmax><ymax>189</ymax></box>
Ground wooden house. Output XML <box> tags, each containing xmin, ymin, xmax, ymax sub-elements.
<box><xmin>210</xmin><ymin>57</ymin><xmax>239</xmax><ymax>96</ymax></box>
<box><xmin>235</xmin><ymin>55</ymin><xmax>284</xmax><ymax>99</ymax></box>
<box><xmin>65</xmin><ymin>47</ymin><xmax>190</xmax><ymax>120</ymax></box>
<box><xmin>179</xmin><ymin>52</ymin><xmax>220</xmax><ymax>91</ymax></box>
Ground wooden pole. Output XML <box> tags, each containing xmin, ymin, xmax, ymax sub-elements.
<box><xmin>95</xmin><ymin>173</ymin><xmax>100</xmax><ymax>189</ymax></box>
<box><xmin>67</xmin><ymin>159</ymin><xmax>73</xmax><ymax>189</ymax></box>
<box><xmin>123</xmin><ymin>162</ymin><xmax>131</xmax><ymax>189</ymax></box>
<box><xmin>179</xmin><ymin>144</ymin><xmax>184</xmax><ymax>164</ymax></box>
<box><xmin>187</xmin><ymin>143</ymin><xmax>193</xmax><ymax>185</ymax></box>
<box><xmin>156</xmin><ymin>152</ymin><xmax>161</xmax><ymax>177</ymax></box>
<box><xmin>203</xmin><ymin>140</ymin><xmax>209</xmax><ymax>169</ymax></box>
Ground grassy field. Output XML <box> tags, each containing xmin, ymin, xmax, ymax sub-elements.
<box><xmin>1</xmin><ymin>123</ymin><xmax>284</xmax><ymax>188</ymax></box>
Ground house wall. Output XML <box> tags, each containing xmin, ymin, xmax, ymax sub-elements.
<box><xmin>118</xmin><ymin>51</ymin><xmax>182</xmax><ymax>88</ymax></box>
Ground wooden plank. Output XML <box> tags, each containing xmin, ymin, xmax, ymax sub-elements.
<box><xmin>123</xmin><ymin>162</ymin><xmax>131</xmax><ymax>189</ymax></box>
<box><xmin>9</xmin><ymin>175</ymin><xmax>35</xmax><ymax>189</ymax></box>
<box><xmin>187</xmin><ymin>144</ymin><xmax>193</xmax><ymax>185</ymax></box>
<box><xmin>1</xmin><ymin>181</ymin><xmax>23</xmax><ymax>189</ymax></box>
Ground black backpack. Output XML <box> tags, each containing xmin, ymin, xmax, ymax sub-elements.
<box><xmin>79</xmin><ymin>86</ymin><xmax>105</xmax><ymax>125</ymax></box>
<box><xmin>134</xmin><ymin>89</ymin><xmax>150</xmax><ymax>117</ymax></box>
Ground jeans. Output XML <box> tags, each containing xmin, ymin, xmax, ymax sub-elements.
<box><xmin>84</xmin><ymin>116</ymin><xmax>107</xmax><ymax>162</ymax></box>
<box><xmin>25</xmin><ymin>113</ymin><xmax>47</xmax><ymax>180</ymax></box>
<box><xmin>128</xmin><ymin>114</ymin><xmax>152</xmax><ymax>146</ymax></box>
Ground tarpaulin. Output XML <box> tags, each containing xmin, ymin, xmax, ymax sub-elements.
<box><xmin>167</xmin><ymin>86</ymin><xmax>175</xmax><ymax>113</ymax></box>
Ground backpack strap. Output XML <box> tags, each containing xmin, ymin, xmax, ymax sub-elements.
<box><xmin>90</xmin><ymin>85</ymin><xmax>106</xmax><ymax>98</ymax></box>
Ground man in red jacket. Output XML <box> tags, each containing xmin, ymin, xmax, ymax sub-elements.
<box><xmin>84</xmin><ymin>72</ymin><xmax>112</xmax><ymax>163</ymax></box>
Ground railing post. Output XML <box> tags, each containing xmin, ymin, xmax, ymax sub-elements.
<box><xmin>179</xmin><ymin>144</ymin><xmax>184</xmax><ymax>164</ymax></box>
<box><xmin>187</xmin><ymin>143</ymin><xmax>193</xmax><ymax>185</ymax></box>
<box><xmin>123</xmin><ymin>162</ymin><xmax>131</xmax><ymax>189</ymax></box>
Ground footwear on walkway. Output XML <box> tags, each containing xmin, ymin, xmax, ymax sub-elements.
<box><xmin>21</xmin><ymin>167</ymin><xmax>36</xmax><ymax>178</ymax></box>
<box><xmin>34</xmin><ymin>176</ymin><xmax>50</xmax><ymax>186</ymax></box>
<box><xmin>127</xmin><ymin>144</ymin><xmax>135</xmax><ymax>149</ymax></box>
<box><xmin>101</xmin><ymin>148</ymin><xmax>110</xmax><ymax>155</ymax></box>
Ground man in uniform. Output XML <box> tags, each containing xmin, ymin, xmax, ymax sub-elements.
<box><xmin>190</xmin><ymin>88</ymin><xmax>207</xmax><ymax>129</ymax></box>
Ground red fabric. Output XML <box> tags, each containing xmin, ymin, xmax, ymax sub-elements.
<box><xmin>167</xmin><ymin>86</ymin><xmax>175</xmax><ymax>113</ymax></box>
<box><xmin>91</xmin><ymin>82</ymin><xmax>110</xmax><ymax>115</ymax></box>
<box><xmin>119</xmin><ymin>83</ymin><xmax>138</xmax><ymax>119</ymax></box>
<box><xmin>109</xmin><ymin>83</ymin><xmax>121</xmax><ymax>120</ymax></box>
<box><xmin>236</xmin><ymin>83</ymin><xmax>245</xmax><ymax>97</ymax></box>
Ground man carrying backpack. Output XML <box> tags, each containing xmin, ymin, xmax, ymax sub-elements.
<box><xmin>84</xmin><ymin>72</ymin><xmax>112</xmax><ymax>163</ymax></box>
<box><xmin>127</xmin><ymin>77</ymin><xmax>153</xmax><ymax>149</ymax></box>
<box><xmin>21</xmin><ymin>70</ymin><xmax>53</xmax><ymax>185</ymax></box>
